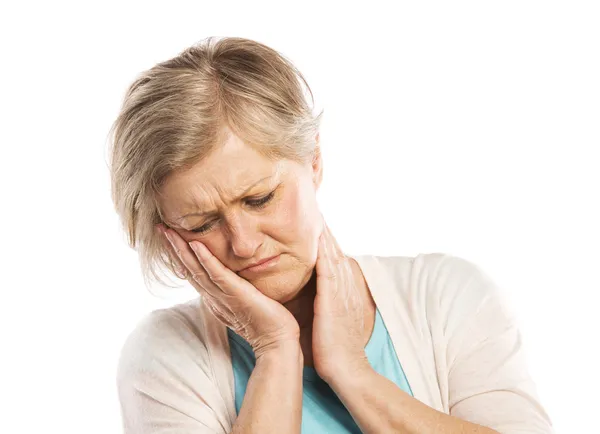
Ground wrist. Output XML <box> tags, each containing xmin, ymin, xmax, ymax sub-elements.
<box><xmin>322</xmin><ymin>356</ymin><xmax>372</xmax><ymax>390</ymax></box>
<box><xmin>255</xmin><ymin>340</ymin><xmax>303</xmax><ymax>363</ymax></box>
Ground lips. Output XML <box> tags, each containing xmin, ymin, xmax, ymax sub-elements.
<box><xmin>240</xmin><ymin>255</ymin><xmax>280</xmax><ymax>271</ymax></box>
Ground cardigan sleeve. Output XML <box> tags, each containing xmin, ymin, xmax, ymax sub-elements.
<box><xmin>116</xmin><ymin>309</ymin><xmax>230</xmax><ymax>434</ymax></box>
<box><xmin>432</xmin><ymin>254</ymin><xmax>555</xmax><ymax>434</ymax></box>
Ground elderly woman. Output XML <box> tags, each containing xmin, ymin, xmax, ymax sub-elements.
<box><xmin>112</xmin><ymin>37</ymin><xmax>554</xmax><ymax>434</ymax></box>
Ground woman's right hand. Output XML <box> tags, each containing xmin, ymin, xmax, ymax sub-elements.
<box><xmin>156</xmin><ymin>224</ymin><xmax>301</xmax><ymax>358</ymax></box>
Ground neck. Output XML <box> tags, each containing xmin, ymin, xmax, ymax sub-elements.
<box><xmin>280</xmin><ymin>259</ymin><xmax>374</xmax><ymax>368</ymax></box>
<box><xmin>282</xmin><ymin>267</ymin><xmax>317</xmax><ymax>332</ymax></box>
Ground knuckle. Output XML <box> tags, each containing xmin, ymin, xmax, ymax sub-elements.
<box><xmin>170</xmin><ymin>244</ymin><xmax>181</xmax><ymax>257</ymax></box>
<box><xmin>332</xmin><ymin>255</ymin><xmax>344</xmax><ymax>265</ymax></box>
<box><xmin>202</xmin><ymin>268</ymin><xmax>216</xmax><ymax>281</ymax></box>
<box><xmin>192</xmin><ymin>283</ymin><xmax>209</xmax><ymax>298</ymax></box>
<box><xmin>211</xmin><ymin>274</ymin><xmax>229</xmax><ymax>286</ymax></box>
<box><xmin>191</xmin><ymin>271</ymin><xmax>207</xmax><ymax>283</ymax></box>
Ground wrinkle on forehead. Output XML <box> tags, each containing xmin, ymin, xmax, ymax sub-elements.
<box><xmin>162</xmin><ymin>160</ymin><xmax>289</xmax><ymax>225</ymax></box>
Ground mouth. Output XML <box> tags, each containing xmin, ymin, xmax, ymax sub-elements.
<box><xmin>239</xmin><ymin>254</ymin><xmax>281</xmax><ymax>273</ymax></box>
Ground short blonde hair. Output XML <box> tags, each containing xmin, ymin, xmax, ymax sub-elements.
<box><xmin>107</xmin><ymin>36</ymin><xmax>323</xmax><ymax>290</ymax></box>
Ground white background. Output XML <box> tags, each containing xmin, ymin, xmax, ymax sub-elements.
<box><xmin>2</xmin><ymin>1</ymin><xmax>598</xmax><ymax>432</ymax></box>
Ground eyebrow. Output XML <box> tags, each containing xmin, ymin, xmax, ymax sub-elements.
<box><xmin>176</xmin><ymin>175</ymin><xmax>273</xmax><ymax>221</ymax></box>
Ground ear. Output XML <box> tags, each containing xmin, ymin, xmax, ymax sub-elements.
<box><xmin>312</xmin><ymin>133</ymin><xmax>323</xmax><ymax>190</ymax></box>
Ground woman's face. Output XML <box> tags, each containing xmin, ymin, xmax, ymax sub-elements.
<box><xmin>158</xmin><ymin>130</ymin><xmax>323</xmax><ymax>304</ymax></box>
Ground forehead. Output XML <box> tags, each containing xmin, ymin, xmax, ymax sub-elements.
<box><xmin>158</xmin><ymin>137</ymin><xmax>288</xmax><ymax>222</ymax></box>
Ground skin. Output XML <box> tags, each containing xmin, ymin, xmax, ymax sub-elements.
<box><xmin>155</xmin><ymin>127</ymin><xmax>502</xmax><ymax>432</ymax></box>
<box><xmin>156</xmin><ymin>127</ymin><xmax>376</xmax><ymax>367</ymax></box>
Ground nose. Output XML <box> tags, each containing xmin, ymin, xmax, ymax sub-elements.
<box><xmin>225</xmin><ymin>214</ymin><xmax>263</xmax><ymax>259</ymax></box>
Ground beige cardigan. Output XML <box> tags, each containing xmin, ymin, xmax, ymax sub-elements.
<box><xmin>117</xmin><ymin>252</ymin><xmax>555</xmax><ymax>433</ymax></box>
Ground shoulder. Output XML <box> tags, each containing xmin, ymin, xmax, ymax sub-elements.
<box><xmin>409</xmin><ymin>253</ymin><xmax>518</xmax><ymax>354</ymax></box>
<box><xmin>116</xmin><ymin>299</ymin><xmax>236</xmax><ymax>430</ymax></box>
<box><xmin>367</xmin><ymin>252</ymin><xmax>514</xmax><ymax>323</ymax></box>
<box><xmin>116</xmin><ymin>297</ymin><xmax>213</xmax><ymax>386</ymax></box>
<box><xmin>419</xmin><ymin>253</ymin><xmax>513</xmax><ymax>319</ymax></box>
<box><xmin>381</xmin><ymin>251</ymin><xmax>504</xmax><ymax>294</ymax></box>
<box><xmin>373</xmin><ymin>251</ymin><xmax>494</xmax><ymax>284</ymax></box>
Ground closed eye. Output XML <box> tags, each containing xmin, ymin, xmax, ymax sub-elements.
<box><xmin>246</xmin><ymin>191</ymin><xmax>275</xmax><ymax>208</ymax></box>
<box><xmin>189</xmin><ymin>191</ymin><xmax>276</xmax><ymax>234</ymax></box>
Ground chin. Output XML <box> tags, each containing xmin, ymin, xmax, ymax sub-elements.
<box><xmin>245</xmin><ymin>267</ymin><xmax>311</xmax><ymax>304</ymax></box>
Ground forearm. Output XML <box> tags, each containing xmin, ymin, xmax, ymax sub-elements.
<box><xmin>329</xmin><ymin>366</ymin><xmax>499</xmax><ymax>434</ymax></box>
<box><xmin>231</xmin><ymin>342</ymin><xmax>304</xmax><ymax>434</ymax></box>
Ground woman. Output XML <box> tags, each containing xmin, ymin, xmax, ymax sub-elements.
<box><xmin>111</xmin><ymin>37</ymin><xmax>554</xmax><ymax>433</ymax></box>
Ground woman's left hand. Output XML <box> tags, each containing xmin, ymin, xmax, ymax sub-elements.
<box><xmin>312</xmin><ymin>215</ymin><xmax>370</xmax><ymax>384</ymax></box>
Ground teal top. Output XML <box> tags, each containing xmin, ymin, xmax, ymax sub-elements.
<box><xmin>227</xmin><ymin>307</ymin><xmax>413</xmax><ymax>433</ymax></box>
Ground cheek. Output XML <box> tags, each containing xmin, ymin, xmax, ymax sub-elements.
<box><xmin>273</xmin><ymin>182</ymin><xmax>321</xmax><ymax>243</ymax></box>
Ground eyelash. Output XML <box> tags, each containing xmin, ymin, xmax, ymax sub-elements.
<box><xmin>190</xmin><ymin>191</ymin><xmax>276</xmax><ymax>235</ymax></box>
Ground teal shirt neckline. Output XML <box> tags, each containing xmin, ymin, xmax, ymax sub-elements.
<box><xmin>227</xmin><ymin>308</ymin><xmax>385</xmax><ymax>378</ymax></box>
<box><xmin>227</xmin><ymin>306</ymin><xmax>414</xmax><ymax>432</ymax></box>
<box><xmin>227</xmin><ymin>305</ymin><xmax>410</xmax><ymax>389</ymax></box>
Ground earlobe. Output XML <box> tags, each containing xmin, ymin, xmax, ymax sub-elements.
<box><xmin>312</xmin><ymin>141</ymin><xmax>323</xmax><ymax>190</ymax></box>
<box><xmin>314</xmin><ymin>170</ymin><xmax>323</xmax><ymax>190</ymax></box>
<box><xmin>312</xmin><ymin>156</ymin><xmax>323</xmax><ymax>190</ymax></box>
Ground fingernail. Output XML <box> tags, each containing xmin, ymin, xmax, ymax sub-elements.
<box><xmin>175</xmin><ymin>266</ymin><xmax>186</xmax><ymax>278</ymax></box>
<box><xmin>190</xmin><ymin>242</ymin><xmax>204</xmax><ymax>260</ymax></box>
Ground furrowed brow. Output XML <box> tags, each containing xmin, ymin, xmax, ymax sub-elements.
<box><xmin>177</xmin><ymin>175</ymin><xmax>272</xmax><ymax>221</ymax></box>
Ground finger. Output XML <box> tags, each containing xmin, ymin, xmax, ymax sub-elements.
<box><xmin>319</xmin><ymin>221</ymin><xmax>356</xmax><ymax>301</ymax></box>
<box><xmin>321</xmin><ymin>218</ymin><xmax>344</xmax><ymax>258</ymax></box>
<box><xmin>162</xmin><ymin>228</ymin><xmax>221</xmax><ymax>298</ymax></box>
<box><xmin>322</xmin><ymin>226</ymin><xmax>345</xmax><ymax>277</ymax></box>
<box><xmin>156</xmin><ymin>224</ymin><xmax>187</xmax><ymax>277</ymax></box>
<box><xmin>316</xmin><ymin>232</ymin><xmax>338</xmax><ymax>281</ymax></box>
<box><xmin>321</xmin><ymin>234</ymin><xmax>357</xmax><ymax>312</ymax></box>
<box><xmin>203</xmin><ymin>297</ymin><xmax>230</xmax><ymax>325</ymax></box>
<box><xmin>189</xmin><ymin>240</ymin><xmax>246</xmax><ymax>296</ymax></box>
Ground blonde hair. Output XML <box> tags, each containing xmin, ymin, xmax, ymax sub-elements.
<box><xmin>107</xmin><ymin>36</ymin><xmax>323</xmax><ymax>291</ymax></box>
